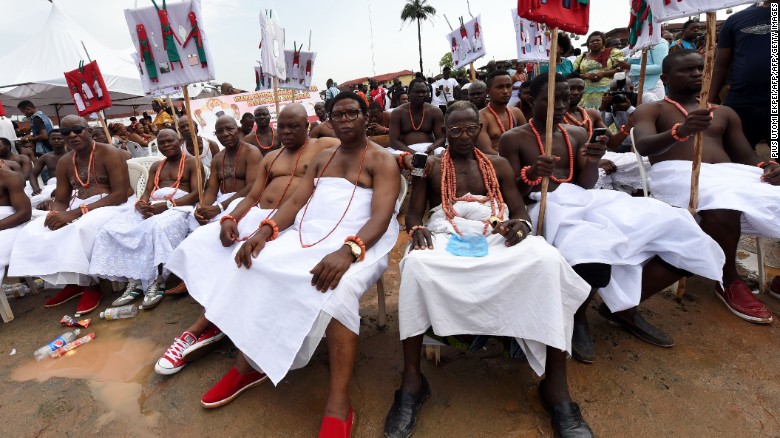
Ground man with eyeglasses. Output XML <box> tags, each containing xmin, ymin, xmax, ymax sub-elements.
<box><xmin>388</xmin><ymin>78</ymin><xmax>446</xmax><ymax>155</ymax></box>
<box><xmin>9</xmin><ymin>115</ymin><xmax>134</xmax><ymax>315</ymax></box>
<box><xmin>384</xmin><ymin>100</ymin><xmax>594</xmax><ymax>438</ymax></box>
<box><xmin>192</xmin><ymin>115</ymin><xmax>262</xmax><ymax>228</ymax></box>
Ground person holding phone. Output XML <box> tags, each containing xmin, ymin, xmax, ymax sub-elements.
<box><xmin>433</xmin><ymin>66</ymin><xmax>460</xmax><ymax>114</ymax></box>
<box><xmin>500</xmin><ymin>73</ymin><xmax>724</xmax><ymax>365</ymax></box>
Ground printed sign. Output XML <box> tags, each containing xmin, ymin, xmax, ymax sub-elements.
<box><xmin>647</xmin><ymin>0</ymin><xmax>756</xmax><ymax>23</ymax></box>
<box><xmin>628</xmin><ymin>0</ymin><xmax>662</xmax><ymax>51</ymax></box>
<box><xmin>281</xmin><ymin>49</ymin><xmax>316</xmax><ymax>90</ymax></box>
<box><xmin>512</xmin><ymin>12</ymin><xmax>551</xmax><ymax>62</ymax></box>
<box><xmin>63</xmin><ymin>61</ymin><xmax>112</xmax><ymax>116</ymax></box>
<box><xmin>259</xmin><ymin>12</ymin><xmax>287</xmax><ymax>80</ymax></box>
<box><xmin>445</xmin><ymin>15</ymin><xmax>486</xmax><ymax>68</ymax></box>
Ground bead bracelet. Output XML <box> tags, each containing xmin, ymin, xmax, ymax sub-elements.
<box><xmin>670</xmin><ymin>123</ymin><xmax>689</xmax><ymax>142</ymax></box>
<box><xmin>260</xmin><ymin>218</ymin><xmax>279</xmax><ymax>241</ymax></box>
<box><xmin>520</xmin><ymin>166</ymin><xmax>542</xmax><ymax>186</ymax></box>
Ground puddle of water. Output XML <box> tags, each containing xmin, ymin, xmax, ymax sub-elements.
<box><xmin>10</xmin><ymin>322</ymin><xmax>164</xmax><ymax>434</ymax></box>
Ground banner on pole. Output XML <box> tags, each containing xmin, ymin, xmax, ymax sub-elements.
<box><xmin>512</xmin><ymin>11</ymin><xmax>550</xmax><ymax>63</ymax></box>
<box><xmin>124</xmin><ymin>0</ymin><xmax>215</xmax><ymax>95</ymax></box>
<box><xmin>445</xmin><ymin>15</ymin><xmax>486</xmax><ymax>68</ymax></box>
<box><xmin>63</xmin><ymin>61</ymin><xmax>112</xmax><ymax>116</ymax></box>
<box><xmin>189</xmin><ymin>88</ymin><xmax>321</xmax><ymax>143</ymax></box>
<box><xmin>281</xmin><ymin>50</ymin><xmax>316</xmax><ymax>90</ymax></box>
<box><xmin>628</xmin><ymin>0</ymin><xmax>662</xmax><ymax>52</ymax></box>
<box><xmin>259</xmin><ymin>11</ymin><xmax>287</xmax><ymax>80</ymax></box>
<box><xmin>517</xmin><ymin>0</ymin><xmax>590</xmax><ymax>35</ymax></box>
<box><xmin>647</xmin><ymin>0</ymin><xmax>756</xmax><ymax>23</ymax></box>
<box><xmin>255</xmin><ymin>64</ymin><xmax>273</xmax><ymax>91</ymax></box>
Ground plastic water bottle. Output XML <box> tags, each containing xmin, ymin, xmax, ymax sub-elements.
<box><xmin>33</xmin><ymin>329</ymin><xmax>81</xmax><ymax>361</ymax></box>
<box><xmin>100</xmin><ymin>305</ymin><xmax>139</xmax><ymax>320</ymax></box>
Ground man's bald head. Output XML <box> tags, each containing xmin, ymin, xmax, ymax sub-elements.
<box><xmin>276</xmin><ymin>103</ymin><xmax>309</xmax><ymax>149</ymax></box>
<box><xmin>157</xmin><ymin>128</ymin><xmax>178</xmax><ymax>141</ymax></box>
<box><xmin>215</xmin><ymin>115</ymin><xmax>240</xmax><ymax>148</ymax></box>
<box><xmin>279</xmin><ymin>103</ymin><xmax>308</xmax><ymax>121</ymax></box>
<box><xmin>156</xmin><ymin>128</ymin><xmax>182</xmax><ymax>157</ymax></box>
<box><xmin>61</xmin><ymin>114</ymin><xmax>88</xmax><ymax>128</ymax></box>
<box><xmin>215</xmin><ymin>115</ymin><xmax>238</xmax><ymax>128</ymax></box>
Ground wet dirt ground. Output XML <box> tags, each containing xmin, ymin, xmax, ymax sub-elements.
<box><xmin>1</xmin><ymin>233</ymin><xmax>779</xmax><ymax>438</ymax></box>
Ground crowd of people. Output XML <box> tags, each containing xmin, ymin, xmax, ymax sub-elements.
<box><xmin>0</xmin><ymin>3</ymin><xmax>777</xmax><ymax>437</ymax></box>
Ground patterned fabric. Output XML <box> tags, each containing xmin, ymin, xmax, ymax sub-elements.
<box><xmin>573</xmin><ymin>49</ymin><xmax>626</xmax><ymax>109</ymax></box>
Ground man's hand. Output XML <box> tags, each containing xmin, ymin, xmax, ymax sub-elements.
<box><xmin>408</xmin><ymin>228</ymin><xmax>433</xmax><ymax>252</ymax></box>
<box><xmin>194</xmin><ymin>205</ymin><xmax>221</xmax><ymax>225</ymax></box>
<box><xmin>44</xmin><ymin>210</ymin><xmax>79</xmax><ymax>230</ymax></box>
<box><xmin>219</xmin><ymin>220</ymin><xmax>240</xmax><ymax>247</ymax></box>
<box><xmin>599</xmin><ymin>159</ymin><xmax>617</xmax><ymax>175</ymax></box>
<box><xmin>492</xmin><ymin>219</ymin><xmax>530</xmax><ymax>247</ymax></box>
<box><xmin>234</xmin><ymin>234</ymin><xmax>266</xmax><ymax>269</ymax></box>
<box><xmin>582</xmin><ymin>139</ymin><xmax>608</xmax><ymax>162</ymax></box>
<box><xmin>32</xmin><ymin>187</ymin><xmax>42</xmax><ymax>196</ymax></box>
<box><xmin>141</xmin><ymin>202</ymin><xmax>168</xmax><ymax>219</ymax></box>
<box><xmin>530</xmin><ymin>155</ymin><xmax>558</xmax><ymax>178</ymax></box>
<box><xmin>761</xmin><ymin>164</ymin><xmax>780</xmax><ymax>185</ymax></box>
<box><xmin>677</xmin><ymin>107</ymin><xmax>715</xmax><ymax>138</ymax></box>
<box><xmin>310</xmin><ymin>246</ymin><xmax>353</xmax><ymax>292</ymax></box>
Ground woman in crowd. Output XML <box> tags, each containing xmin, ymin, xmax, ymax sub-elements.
<box><xmin>573</xmin><ymin>31</ymin><xmax>626</xmax><ymax>108</ymax></box>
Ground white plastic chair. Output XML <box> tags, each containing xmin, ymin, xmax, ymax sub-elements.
<box><xmin>1</xmin><ymin>267</ymin><xmax>40</xmax><ymax>323</ymax></box>
<box><xmin>373</xmin><ymin>174</ymin><xmax>408</xmax><ymax>328</ymax></box>
<box><xmin>127</xmin><ymin>162</ymin><xmax>149</xmax><ymax>196</ymax></box>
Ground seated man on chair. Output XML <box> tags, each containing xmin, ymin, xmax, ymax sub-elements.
<box><xmin>8</xmin><ymin>115</ymin><xmax>134</xmax><ymax>315</ymax></box>
<box><xmin>385</xmin><ymin>100</ymin><xmax>593</xmax><ymax>438</ymax></box>
<box><xmin>167</xmin><ymin>93</ymin><xmax>400</xmax><ymax>437</ymax></box>
<box><xmin>156</xmin><ymin>104</ymin><xmax>338</xmax><ymax>375</ymax></box>
<box><xmin>0</xmin><ymin>160</ymin><xmax>32</xmax><ymax>286</ymax></box>
<box><xmin>28</xmin><ymin>129</ymin><xmax>67</xmax><ymax>208</ymax></box>
<box><xmin>500</xmin><ymin>73</ymin><xmax>724</xmax><ymax>363</ymax></box>
<box><xmin>388</xmin><ymin>78</ymin><xmax>446</xmax><ymax>155</ymax></box>
<box><xmin>88</xmin><ymin>129</ymin><xmax>200</xmax><ymax>310</ymax></box>
<box><xmin>634</xmin><ymin>49</ymin><xmax>780</xmax><ymax>322</ymax></box>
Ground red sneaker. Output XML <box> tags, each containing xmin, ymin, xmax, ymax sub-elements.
<box><xmin>75</xmin><ymin>288</ymin><xmax>102</xmax><ymax>315</ymax></box>
<box><xmin>201</xmin><ymin>366</ymin><xmax>267</xmax><ymax>408</ymax></box>
<box><xmin>318</xmin><ymin>408</ymin><xmax>354</xmax><ymax>438</ymax></box>
<box><xmin>715</xmin><ymin>280</ymin><xmax>772</xmax><ymax>324</ymax></box>
<box><xmin>155</xmin><ymin>332</ymin><xmax>197</xmax><ymax>375</ymax></box>
<box><xmin>44</xmin><ymin>285</ymin><xmax>85</xmax><ymax>307</ymax></box>
<box><xmin>769</xmin><ymin>276</ymin><xmax>780</xmax><ymax>300</ymax></box>
<box><xmin>182</xmin><ymin>325</ymin><xmax>225</xmax><ymax>363</ymax></box>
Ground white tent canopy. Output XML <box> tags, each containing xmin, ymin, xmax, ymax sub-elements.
<box><xmin>0</xmin><ymin>4</ymin><xmax>147</xmax><ymax>120</ymax></box>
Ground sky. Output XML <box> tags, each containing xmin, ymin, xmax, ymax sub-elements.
<box><xmin>0</xmin><ymin>0</ymin><xmax>751</xmax><ymax>92</ymax></box>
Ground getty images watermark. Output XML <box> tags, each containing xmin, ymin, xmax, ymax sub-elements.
<box><xmin>772</xmin><ymin>1</ymin><xmax>779</xmax><ymax>159</ymax></box>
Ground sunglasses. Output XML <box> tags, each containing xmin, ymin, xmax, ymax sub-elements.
<box><xmin>61</xmin><ymin>126</ymin><xmax>87</xmax><ymax>136</ymax></box>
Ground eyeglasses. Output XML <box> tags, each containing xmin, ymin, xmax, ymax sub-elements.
<box><xmin>330</xmin><ymin>109</ymin><xmax>362</xmax><ymax>122</ymax></box>
<box><xmin>446</xmin><ymin>124</ymin><xmax>482</xmax><ymax>138</ymax></box>
<box><xmin>61</xmin><ymin>126</ymin><xmax>87</xmax><ymax>136</ymax></box>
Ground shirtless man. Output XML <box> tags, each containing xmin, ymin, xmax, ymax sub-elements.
<box><xmin>178</xmin><ymin>116</ymin><xmax>220</xmax><ymax>169</ymax></box>
<box><xmin>501</xmin><ymin>73</ymin><xmax>724</xmax><ymax>363</ymax></box>
<box><xmin>634</xmin><ymin>50</ymin><xmax>780</xmax><ymax>322</ymax></box>
<box><xmin>8</xmin><ymin>115</ymin><xmax>133</xmax><ymax>315</ymax></box>
<box><xmin>478</xmin><ymin>70</ymin><xmax>527</xmax><ymax>152</ymax></box>
<box><xmin>467</xmin><ymin>80</ymin><xmax>487</xmax><ymax>110</ymax></box>
<box><xmin>239</xmin><ymin>112</ymin><xmax>255</xmax><ymax>137</ymax></box>
<box><xmin>242</xmin><ymin>106</ymin><xmax>280</xmax><ymax>155</ymax></box>
<box><xmin>192</xmin><ymin>116</ymin><xmax>261</xmax><ymax>227</ymax></box>
<box><xmin>30</xmin><ymin>129</ymin><xmax>67</xmax><ymax>195</ymax></box>
<box><xmin>167</xmin><ymin>94</ymin><xmax>399</xmax><ymax>438</ymax></box>
<box><xmin>0</xmin><ymin>139</ymin><xmax>22</xmax><ymax>175</ymax></box>
<box><xmin>0</xmin><ymin>161</ymin><xmax>32</xmax><ymax>307</ymax></box>
<box><xmin>309</xmin><ymin>100</ymin><xmax>338</xmax><ymax>139</ymax></box>
<box><xmin>156</xmin><ymin>104</ymin><xmax>339</xmax><ymax>375</ymax></box>
<box><xmin>0</xmin><ymin>137</ymin><xmax>34</xmax><ymax>191</ymax></box>
<box><xmin>389</xmin><ymin>78</ymin><xmax>445</xmax><ymax>155</ymax></box>
<box><xmin>309</xmin><ymin>101</ymin><xmax>327</xmax><ymax>131</ymax></box>
<box><xmin>90</xmin><ymin>129</ymin><xmax>200</xmax><ymax>310</ymax></box>
<box><xmin>366</xmin><ymin>101</ymin><xmax>390</xmax><ymax>136</ymax></box>
<box><xmin>385</xmin><ymin>100</ymin><xmax>594</xmax><ymax>438</ymax></box>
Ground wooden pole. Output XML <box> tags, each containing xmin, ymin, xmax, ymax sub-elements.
<box><xmin>469</xmin><ymin>62</ymin><xmax>476</xmax><ymax>82</ymax></box>
<box><xmin>535</xmin><ymin>27</ymin><xmax>559</xmax><ymax>237</ymax></box>
<box><xmin>96</xmin><ymin>111</ymin><xmax>112</xmax><ymax>145</ymax></box>
<box><xmin>272</xmin><ymin>77</ymin><xmax>281</xmax><ymax>117</ymax></box>
<box><xmin>636</xmin><ymin>49</ymin><xmax>648</xmax><ymax>105</ymax></box>
<box><xmin>167</xmin><ymin>94</ymin><xmax>180</xmax><ymax>137</ymax></box>
<box><xmin>182</xmin><ymin>86</ymin><xmax>204</xmax><ymax>203</ymax></box>
<box><xmin>677</xmin><ymin>12</ymin><xmax>717</xmax><ymax>300</ymax></box>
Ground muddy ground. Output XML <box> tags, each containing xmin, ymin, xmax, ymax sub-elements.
<box><xmin>1</xmin><ymin>232</ymin><xmax>779</xmax><ymax>438</ymax></box>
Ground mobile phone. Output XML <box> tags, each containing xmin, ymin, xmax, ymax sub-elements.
<box><xmin>589</xmin><ymin>127</ymin><xmax>608</xmax><ymax>143</ymax></box>
<box><xmin>411</xmin><ymin>152</ymin><xmax>427</xmax><ymax>177</ymax></box>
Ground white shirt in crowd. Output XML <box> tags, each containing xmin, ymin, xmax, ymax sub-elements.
<box><xmin>433</xmin><ymin>77</ymin><xmax>459</xmax><ymax>106</ymax></box>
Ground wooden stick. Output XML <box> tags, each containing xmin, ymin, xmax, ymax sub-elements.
<box><xmin>272</xmin><ymin>77</ymin><xmax>281</xmax><ymax>117</ymax></box>
<box><xmin>535</xmin><ymin>27</ymin><xmax>559</xmax><ymax>237</ymax></box>
<box><xmin>677</xmin><ymin>12</ymin><xmax>716</xmax><ymax>300</ymax></box>
<box><xmin>636</xmin><ymin>49</ymin><xmax>648</xmax><ymax>105</ymax></box>
<box><xmin>469</xmin><ymin>62</ymin><xmax>476</xmax><ymax>82</ymax></box>
<box><xmin>182</xmin><ymin>86</ymin><xmax>204</xmax><ymax>203</ymax></box>
<box><xmin>96</xmin><ymin>112</ymin><xmax>112</xmax><ymax>145</ymax></box>
<box><xmin>167</xmin><ymin>94</ymin><xmax>180</xmax><ymax>137</ymax></box>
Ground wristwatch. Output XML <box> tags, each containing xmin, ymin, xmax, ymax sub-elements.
<box><xmin>344</xmin><ymin>241</ymin><xmax>363</xmax><ymax>262</ymax></box>
<box><xmin>519</xmin><ymin>219</ymin><xmax>533</xmax><ymax>235</ymax></box>
<box><xmin>166</xmin><ymin>200</ymin><xmax>174</xmax><ymax>209</ymax></box>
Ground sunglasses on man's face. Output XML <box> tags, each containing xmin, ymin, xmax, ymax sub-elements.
<box><xmin>61</xmin><ymin>126</ymin><xmax>87</xmax><ymax>136</ymax></box>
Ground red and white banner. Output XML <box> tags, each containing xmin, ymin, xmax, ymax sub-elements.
<box><xmin>647</xmin><ymin>0</ymin><xmax>756</xmax><ymax>23</ymax></box>
<box><xmin>63</xmin><ymin>61</ymin><xmax>112</xmax><ymax>116</ymax></box>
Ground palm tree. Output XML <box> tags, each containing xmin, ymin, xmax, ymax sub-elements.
<box><xmin>400</xmin><ymin>0</ymin><xmax>437</xmax><ymax>74</ymax></box>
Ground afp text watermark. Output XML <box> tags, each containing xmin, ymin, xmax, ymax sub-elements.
<box><xmin>772</xmin><ymin>1</ymin><xmax>779</xmax><ymax>159</ymax></box>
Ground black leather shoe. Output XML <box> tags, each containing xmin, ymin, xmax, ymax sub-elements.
<box><xmin>571</xmin><ymin>322</ymin><xmax>595</xmax><ymax>364</ymax></box>
<box><xmin>598</xmin><ymin>303</ymin><xmax>674</xmax><ymax>348</ymax></box>
<box><xmin>384</xmin><ymin>375</ymin><xmax>431</xmax><ymax>438</ymax></box>
<box><xmin>538</xmin><ymin>380</ymin><xmax>595</xmax><ymax>438</ymax></box>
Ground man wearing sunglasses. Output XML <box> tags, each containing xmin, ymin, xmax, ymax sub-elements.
<box><xmin>9</xmin><ymin>115</ymin><xmax>134</xmax><ymax>315</ymax></box>
<box><xmin>388</xmin><ymin>78</ymin><xmax>446</xmax><ymax>156</ymax></box>
<box><xmin>385</xmin><ymin>100</ymin><xmax>594</xmax><ymax>438</ymax></box>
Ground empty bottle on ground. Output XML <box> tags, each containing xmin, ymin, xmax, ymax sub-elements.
<box><xmin>100</xmin><ymin>304</ymin><xmax>139</xmax><ymax>320</ymax></box>
<box><xmin>33</xmin><ymin>329</ymin><xmax>81</xmax><ymax>361</ymax></box>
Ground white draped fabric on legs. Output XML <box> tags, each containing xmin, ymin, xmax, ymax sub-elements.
<box><xmin>89</xmin><ymin>187</ymin><xmax>192</xmax><ymax>289</ymax></box>
<box><xmin>167</xmin><ymin>178</ymin><xmax>399</xmax><ymax>385</ymax></box>
<box><xmin>398</xmin><ymin>199</ymin><xmax>591</xmax><ymax>376</ymax></box>
<box><xmin>25</xmin><ymin>177</ymin><xmax>57</xmax><ymax>208</ymax></box>
<box><xmin>187</xmin><ymin>191</ymin><xmax>241</xmax><ymax>232</ymax></box>
<box><xmin>649</xmin><ymin>161</ymin><xmax>780</xmax><ymax>239</ymax></box>
<box><xmin>0</xmin><ymin>207</ymin><xmax>24</xmax><ymax>284</ymax></box>
<box><xmin>594</xmin><ymin>151</ymin><xmax>650</xmax><ymax>193</ymax></box>
<box><xmin>528</xmin><ymin>184</ymin><xmax>725</xmax><ymax>313</ymax></box>
<box><xmin>8</xmin><ymin>194</ymin><xmax>135</xmax><ymax>286</ymax></box>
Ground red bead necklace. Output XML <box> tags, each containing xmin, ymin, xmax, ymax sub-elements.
<box><xmin>298</xmin><ymin>142</ymin><xmax>369</xmax><ymax>248</ymax></box>
<box><xmin>564</xmin><ymin>107</ymin><xmax>592</xmax><ymax>139</ymax></box>
<box><xmin>663</xmin><ymin>96</ymin><xmax>715</xmax><ymax>117</ymax></box>
<box><xmin>487</xmin><ymin>103</ymin><xmax>514</xmax><ymax>133</ymax></box>
<box><xmin>150</xmin><ymin>154</ymin><xmax>187</xmax><ymax>202</ymax></box>
<box><xmin>221</xmin><ymin>141</ymin><xmax>243</xmax><ymax>194</ymax></box>
<box><xmin>72</xmin><ymin>141</ymin><xmax>96</xmax><ymax>188</ymax></box>
<box><xmin>254</xmin><ymin>128</ymin><xmax>275</xmax><ymax>151</ymax></box>
<box><xmin>440</xmin><ymin>147</ymin><xmax>505</xmax><ymax>237</ymax></box>
<box><xmin>409</xmin><ymin>105</ymin><xmax>426</xmax><ymax>131</ymax></box>
<box><xmin>528</xmin><ymin>119</ymin><xmax>575</xmax><ymax>184</ymax></box>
